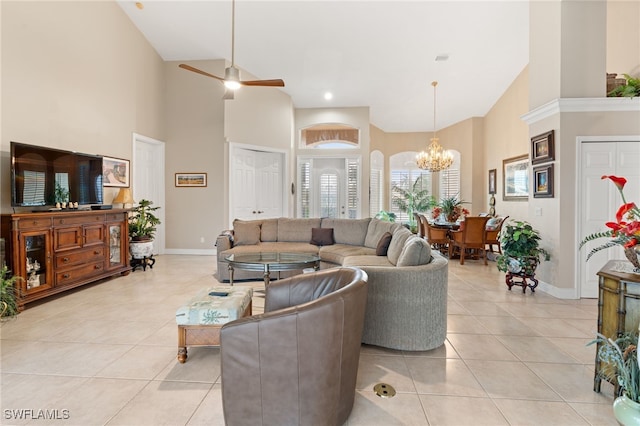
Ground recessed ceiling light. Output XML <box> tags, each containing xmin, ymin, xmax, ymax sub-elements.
<box><xmin>324</xmin><ymin>92</ymin><xmax>333</xmax><ymax>100</ymax></box>
<box><xmin>135</xmin><ymin>2</ymin><xmax>144</xmax><ymax>10</ymax></box>
<box><xmin>435</xmin><ymin>54</ymin><xmax>449</xmax><ymax>62</ymax></box>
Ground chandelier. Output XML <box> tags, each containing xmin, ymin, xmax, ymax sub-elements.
<box><xmin>416</xmin><ymin>81</ymin><xmax>453</xmax><ymax>172</ymax></box>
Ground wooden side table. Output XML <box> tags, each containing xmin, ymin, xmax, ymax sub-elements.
<box><xmin>594</xmin><ymin>261</ymin><xmax>640</xmax><ymax>393</ymax></box>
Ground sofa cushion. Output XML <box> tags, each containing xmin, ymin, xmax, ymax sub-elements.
<box><xmin>261</xmin><ymin>218</ymin><xmax>278</xmax><ymax>242</ymax></box>
<box><xmin>311</xmin><ymin>227</ymin><xmax>335</xmax><ymax>246</ymax></box>
<box><xmin>319</xmin><ymin>244</ymin><xmax>376</xmax><ymax>265</ymax></box>
<box><xmin>342</xmin><ymin>255</ymin><xmax>394</xmax><ymax>268</ymax></box>
<box><xmin>387</xmin><ymin>227</ymin><xmax>413</xmax><ymax>265</ymax></box>
<box><xmin>221</xmin><ymin>242</ymin><xmax>320</xmax><ymax>256</ymax></box>
<box><xmin>364</xmin><ymin>218</ymin><xmax>399</xmax><ymax>249</ymax></box>
<box><xmin>233</xmin><ymin>221</ymin><xmax>261</xmax><ymax>246</ymax></box>
<box><xmin>397</xmin><ymin>236</ymin><xmax>432</xmax><ymax>266</ymax></box>
<box><xmin>321</xmin><ymin>218</ymin><xmax>370</xmax><ymax>246</ymax></box>
<box><xmin>277</xmin><ymin>218</ymin><xmax>321</xmax><ymax>242</ymax></box>
<box><xmin>376</xmin><ymin>232</ymin><xmax>393</xmax><ymax>256</ymax></box>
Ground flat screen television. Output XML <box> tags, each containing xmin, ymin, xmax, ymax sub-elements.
<box><xmin>11</xmin><ymin>142</ymin><xmax>104</xmax><ymax>207</ymax></box>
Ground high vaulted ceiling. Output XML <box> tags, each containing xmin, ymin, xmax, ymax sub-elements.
<box><xmin>117</xmin><ymin>1</ymin><xmax>529</xmax><ymax>133</ymax></box>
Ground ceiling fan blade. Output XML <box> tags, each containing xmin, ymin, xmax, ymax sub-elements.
<box><xmin>178</xmin><ymin>64</ymin><xmax>225</xmax><ymax>81</ymax></box>
<box><xmin>241</xmin><ymin>79</ymin><xmax>285</xmax><ymax>87</ymax></box>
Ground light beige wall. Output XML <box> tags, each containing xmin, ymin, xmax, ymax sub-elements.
<box><xmin>1</xmin><ymin>1</ymin><xmax>165</xmax><ymax>212</ymax></box>
<box><xmin>607</xmin><ymin>1</ymin><xmax>640</xmax><ymax>76</ymax></box>
<box><xmin>483</xmin><ymin>66</ymin><xmax>530</xmax><ymax>220</ymax></box>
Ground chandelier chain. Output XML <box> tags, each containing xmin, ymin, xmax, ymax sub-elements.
<box><xmin>416</xmin><ymin>80</ymin><xmax>453</xmax><ymax>172</ymax></box>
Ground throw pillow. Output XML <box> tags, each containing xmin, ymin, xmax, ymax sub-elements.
<box><xmin>234</xmin><ymin>222</ymin><xmax>261</xmax><ymax>246</ymax></box>
<box><xmin>376</xmin><ymin>232</ymin><xmax>393</xmax><ymax>256</ymax></box>
<box><xmin>310</xmin><ymin>227</ymin><xmax>335</xmax><ymax>246</ymax></box>
<box><xmin>486</xmin><ymin>217</ymin><xmax>503</xmax><ymax>231</ymax></box>
<box><xmin>397</xmin><ymin>236</ymin><xmax>432</xmax><ymax>266</ymax></box>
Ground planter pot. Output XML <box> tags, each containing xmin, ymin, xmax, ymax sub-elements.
<box><xmin>624</xmin><ymin>246</ymin><xmax>640</xmax><ymax>273</ymax></box>
<box><xmin>130</xmin><ymin>240</ymin><xmax>154</xmax><ymax>259</ymax></box>
<box><xmin>614</xmin><ymin>395</ymin><xmax>640</xmax><ymax>426</ymax></box>
<box><xmin>505</xmin><ymin>256</ymin><xmax>539</xmax><ymax>276</ymax></box>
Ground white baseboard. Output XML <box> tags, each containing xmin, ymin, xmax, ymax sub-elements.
<box><xmin>163</xmin><ymin>248</ymin><xmax>217</xmax><ymax>256</ymax></box>
<box><xmin>536</xmin><ymin>280</ymin><xmax>580</xmax><ymax>299</ymax></box>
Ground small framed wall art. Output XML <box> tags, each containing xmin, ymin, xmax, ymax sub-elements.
<box><xmin>488</xmin><ymin>169</ymin><xmax>497</xmax><ymax>195</ymax></box>
<box><xmin>533</xmin><ymin>164</ymin><xmax>554</xmax><ymax>198</ymax></box>
<box><xmin>103</xmin><ymin>156</ymin><xmax>130</xmax><ymax>188</ymax></box>
<box><xmin>503</xmin><ymin>154</ymin><xmax>529</xmax><ymax>201</ymax></box>
<box><xmin>531</xmin><ymin>130</ymin><xmax>555</xmax><ymax>164</ymax></box>
<box><xmin>175</xmin><ymin>173</ymin><xmax>207</xmax><ymax>187</ymax></box>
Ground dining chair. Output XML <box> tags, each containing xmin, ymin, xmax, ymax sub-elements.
<box><xmin>485</xmin><ymin>215</ymin><xmax>509</xmax><ymax>254</ymax></box>
<box><xmin>413</xmin><ymin>212</ymin><xmax>424</xmax><ymax>237</ymax></box>
<box><xmin>426</xmin><ymin>221</ymin><xmax>450</xmax><ymax>253</ymax></box>
<box><xmin>448</xmin><ymin>216</ymin><xmax>490</xmax><ymax>265</ymax></box>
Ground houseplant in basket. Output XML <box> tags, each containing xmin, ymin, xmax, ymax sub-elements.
<box><xmin>579</xmin><ymin>175</ymin><xmax>640</xmax><ymax>272</ymax></box>
<box><xmin>496</xmin><ymin>220</ymin><xmax>550</xmax><ymax>276</ymax></box>
<box><xmin>128</xmin><ymin>199</ymin><xmax>161</xmax><ymax>259</ymax></box>
<box><xmin>589</xmin><ymin>331</ymin><xmax>640</xmax><ymax>425</ymax></box>
<box><xmin>1</xmin><ymin>264</ymin><xmax>21</xmax><ymax>319</ymax></box>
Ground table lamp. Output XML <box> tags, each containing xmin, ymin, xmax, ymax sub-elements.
<box><xmin>112</xmin><ymin>188</ymin><xmax>134</xmax><ymax>208</ymax></box>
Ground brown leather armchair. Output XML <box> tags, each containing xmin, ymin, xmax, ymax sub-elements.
<box><xmin>220</xmin><ymin>267</ymin><xmax>369</xmax><ymax>426</ymax></box>
<box><xmin>448</xmin><ymin>216</ymin><xmax>490</xmax><ymax>265</ymax></box>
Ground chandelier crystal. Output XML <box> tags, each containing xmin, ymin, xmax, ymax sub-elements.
<box><xmin>416</xmin><ymin>81</ymin><xmax>453</xmax><ymax>172</ymax></box>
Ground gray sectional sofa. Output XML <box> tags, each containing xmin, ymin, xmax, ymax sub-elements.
<box><xmin>215</xmin><ymin>217</ymin><xmax>448</xmax><ymax>351</ymax></box>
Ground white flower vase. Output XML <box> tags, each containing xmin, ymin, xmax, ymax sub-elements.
<box><xmin>614</xmin><ymin>395</ymin><xmax>640</xmax><ymax>426</ymax></box>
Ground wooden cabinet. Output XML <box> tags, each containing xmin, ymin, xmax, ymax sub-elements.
<box><xmin>1</xmin><ymin>210</ymin><xmax>131</xmax><ymax>309</ymax></box>
<box><xmin>594</xmin><ymin>261</ymin><xmax>640</xmax><ymax>393</ymax></box>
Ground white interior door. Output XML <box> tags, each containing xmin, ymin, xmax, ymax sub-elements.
<box><xmin>230</xmin><ymin>146</ymin><xmax>284</xmax><ymax>221</ymax></box>
<box><xmin>579</xmin><ymin>140</ymin><xmax>640</xmax><ymax>297</ymax></box>
<box><xmin>132</xmin><ymin>133</ymin><xmax>166</xmax><ymax>255</ymax></box>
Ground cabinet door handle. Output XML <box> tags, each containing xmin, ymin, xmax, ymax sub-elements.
<box><xmin>94</xmin><ymin>264</ymin><xmax>102</xmax><ymax>270</ymax></box>
<box><xmin>60</xmin><ymin>219</ymin><xmax>65</xmax><ymax>224</ymax></box>
<box><xmin>63</xmin><ymin>257</ymin><xmax>70</xmax><ymax>263</ymax></box>
<box><xmin>63</xmin><ymin>273</ymin><xmax>70</xmax><ymax>279</ymax></box>
<box><xmin>94</xmin><ymin>250</ymin><xmax>101</xmax><ymax>255</ymax></box>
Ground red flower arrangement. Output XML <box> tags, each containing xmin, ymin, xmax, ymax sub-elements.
<box><xmin>580</xmin><ymin>175</ymin><xmax>640</xmax><ymax>261</ymax></box>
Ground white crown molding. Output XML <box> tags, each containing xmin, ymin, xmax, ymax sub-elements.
<box><xmin>521</xmin><ymin>97</ymin><xmax>640</xmax><ymax>125</ymax></box>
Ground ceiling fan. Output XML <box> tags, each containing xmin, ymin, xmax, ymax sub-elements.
<box><xmin>179</xmin><ymin>0</ymin><xmax>285</xmax><ymax>98</ymax></box>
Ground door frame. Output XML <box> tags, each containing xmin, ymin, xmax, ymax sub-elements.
<box><xmin>576</xmin><ymin>135</ymin><xmax>640</xmax><ymax>298</ymax></box>
<box><xmin>227</xmin><ymin>142</ymin><xmax>289</xmax><ymax>227</ymax></box>
<box><xmin>132</xmin><ymin>133</ymin><xmax>166</xmax><ymax>255</ymax></box>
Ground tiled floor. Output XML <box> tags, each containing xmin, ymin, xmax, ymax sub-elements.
<box><xmin>0</xmin><ymin>254</ymin><xmax>618</xmax><ymax>425</ymax></box>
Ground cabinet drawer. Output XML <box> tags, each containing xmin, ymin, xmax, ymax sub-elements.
<box><xmin>56</xmin><ymin>246</ymin><xmax>104</xmax><ymax>268</ymax></box>
<box><xmin>18</xmin><ymin>217</ymin><xmax>52</xmax><ymax>230</ymax></box>
<box><xmin>106</xmin><ymin>213</ymin><xmax>126</xmax><ymax>222</ymax></box>
<box><xmin>56</xmin><ymin>261</ymin><xmax>105</xmax><ymax>286</ymax></box>
<box><xmin>54</xmin><ymin>214</ymin><xmax>104</xmax><ymax>226</ymax></box>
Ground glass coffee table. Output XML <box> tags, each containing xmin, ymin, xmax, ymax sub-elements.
<box><xmin>224</xmin><ymin>252</ymin><xmax>320</xmax><ymax>287</ymax></box>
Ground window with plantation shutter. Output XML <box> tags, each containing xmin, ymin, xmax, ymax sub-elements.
<box><xmin>439</xmin><ymin>150</ymin><xmax>461</xmax><ymax>199</ymax></box>
<box><xmin>298</xmin><ymin>160</ymin><xmax>311</xmax><ymax>218</ymax></box>
<box><xmin>389</xmin><ymin>152</ymin><xmax>433</xmax><ymax>224</ymax></box>
<box><xmin>347</xmin><ymin>159</ymin><xmax>359</xmax><ymax>219</ymax></box>
<box><xmin>370</xmin><ymin>151</ymin><xmax>384</xmax><ymax>218</ymax></box>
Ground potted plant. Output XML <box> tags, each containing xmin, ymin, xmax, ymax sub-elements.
<box><xmin>1</xmin><ymin>264</ymin><xmax>21</xmax><ymax>319</ymax></box>
<box><xmin>391</xmin><ymin>176</ymin><xmax>436</xmax><ymax>233</ymax></box>
<box><xmin>128</xmin><ymin>199</ymin><xmax>161</xmax><ymax>259</ymax></box>
<box><xmin>608</xmin><ymin>74</ymin><xmax>640</xmax><ymax>98</ymax></box>
<box><xmin>496</xmin><ymin>220</ymin><xmax>550</xmax><ymax>276</ymax></box>
<box><xmin>589</xmin><ymin>331</ymin><xmax>640</xmax><ymax>425</ymax></box>
<box><xmin>433</xmin><ymin>195</ymin><xmax>469</xmax><ymax>223</ymax></box>
<box><xmin>375</xmin><ymin>211</ymin><xmax>397</xmax><ymax>222</ymax></box>
<box><xmin>580</xmin><ymin>175</ymin><xmax>640</xmax><ymax>272</ymax></box>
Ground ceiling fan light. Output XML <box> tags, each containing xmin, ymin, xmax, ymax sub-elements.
<box><xmin>224</xmin><ymin>80</ymin><xmax>241</xmax><ymax>90</ymax></box>
<box><xmin>224</xmin><ymin>67</ymin><xmax>241</xmax><ymax>90</ymax></box>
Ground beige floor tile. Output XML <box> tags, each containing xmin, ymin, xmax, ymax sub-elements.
<box><xmin>346</xmin><ymin>391</ymin><xmax>428</xmax><ymax>425</ymax></box>
<box><xmin>106</xmin><ymin>380</ymin><xmax>212</xmax><ymax>426</ymax></box>
<box><xmin>455</xmin><ymin>300</ymin><xmax>512</xmax><ymax>316</ymax></box>
<box><xmin>356</xmin><ymin>354</ymin><xmax>415</xmax><ymax>393</ymax></box>
<box><xmin>95</xmin><ymin>345</ymin><xmax>175</xmax><ymax>380</ymax></box>
<box><xmin>493</xmin><ymin>398</ymin><xmax>590</xmax><ymax>425</ymax></box>
<box><xmin>465</xmin><ymin>360</ymin><xmax>562</xmax><ymax>400</ymax></box>
<box><xmin>447</xmin><ymin>334</ymin><xmax>518</xmax><ymax>361</ymax></box>
<box><xmin>473</xmin><ymin>315</ymin><xmax>541</xmax><ymax>336</ymax></box>
<box><xmin>496</xmin><ymin>335</ymin><xmax>579</xmax><ymax>363</ymax></box>
<box><xmin>186</xmin><ymin>384</ymin><xmax>225</xmax><ymax>426</ymax></box>
<box><xmin>527</xmin><ymin>318</ymin><xmax>593</xmax><ymax>338</ymax></box>
<box><xmin>447</xmin><ymin>315</ymin><xmax>490</xmax><ymax>334</ymax></box>
<box><xmin>420</xmin><ymin>395</ymin><xmax>508</xmax><ymax>426</ymax></box>
<box><xmin>406</xmin><ymin>358</ymin><xmax>487</xmax><ymax>397</ymax></box>
<box><xmin>569</xmin><ymin>402</ymin><xmax>617</xmax><ymax>425</ymax></box>
<box><xmin>527</xmin><ymin>362</ymin><xmax>614</xmax><ymax>404</ymax></box>
<box><xmin>402</xmin><ymin>340</ymin><xmax>460</xmax><ymax>359</ymax></box>
<box><xmin>547</xmin><ymin>337</ymin><xmax>597</xmax><ymax>364</ymax></box>
<box><xmin>156</xmin><ymin>347</ymin><xmax>222</xmax><ymax>383</ymax></box>
<box><xmin>138</xmin><ymin>321</ymin><xmax>179</xmax><ymax>346</ymax></box>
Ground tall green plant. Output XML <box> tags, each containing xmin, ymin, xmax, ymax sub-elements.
<box><xmin>1</xmin><ymin>264</ymin><xmax>21</xmax><ymax>318</ymax></box>
<box><xmin>589</xmin><ymin>332</ymin><xmax>640</xmax><ymax>402</ymax></box>
<box><xmin>128</xmin><ymin>199</ymin><xmax>161</xmax><ymax>241</ymax></box>
<box><xmin>496</xmin><ymin>220</ymin><xmax>550</xmax><ymax>275</ymax></box>
<box><xmin>391</xmin><ymin>176</ymin><xmax>436</xmax><ymax>230</ymax></box>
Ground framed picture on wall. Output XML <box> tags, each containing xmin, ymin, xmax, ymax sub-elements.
<box><xmin>533</xmin><ymin>164</ymin><xmax>554</xmax><ymax>198</ymax></box>
<box><xmin>103</xmin><ymin>156</ymin><xmax>130</xmax><ymax>188</ymax></box>
<box><xmin>488</xmin><ymin>169</ymin><xmax>497</xmax><ymax>194</ymax></box>
<box><xmin>175</xmin><ymin>173</ymin><xmax>207</xmax><ymax>187</ymax></box>
<box><xmin>503</xmin><ymin>154</ymin><xmax>529</xmax><ymax>201</ymax></box>
<box><xmin>531</xmin><ymin>130</ymin><xmax>555</xmax><ymax>164</ymax></box>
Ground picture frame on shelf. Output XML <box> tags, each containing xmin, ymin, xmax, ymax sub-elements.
<box><xmin>503</xmin><ymin>154</ymin><xmax>529</xmax><ymax>201</ymax></box>
<box><xmin>488</xmin><ymin>169</ymin><xmax>497</xmax><ymax>194</ymax></box>
<box><xmin>103</xmin><ymin>156</ymin><xmax>130</xmax><ymax>188</ymax></box>
<box><xmin>531</xmin><ymin>130</ymin><xmax>554</xmax><ymax>164</ymax></box>
<box><xmin>533</xmin><ymin>164</ymin><xmax>554</xmax><ymax>198</ymax></box>
<box><xmin>175</xmin><ymin>173</ymin><xmax>207</xmax><ymax>187</ymax></box>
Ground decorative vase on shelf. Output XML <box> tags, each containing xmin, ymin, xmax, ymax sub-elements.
<box><xmin>624</xmin><ymin>246</ymin><xmax>640</xmax><ymax>273</ymax></box>
<box><xmin>613</xmin><ymin>395</ymin><xmax>640</xmax><ymax>426</ymax></box>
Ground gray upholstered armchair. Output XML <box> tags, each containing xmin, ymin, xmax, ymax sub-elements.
<box><xmin>220</xmin><ymin>267</ymin><xmax>369</xmax><ymax>426</ymax></box>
